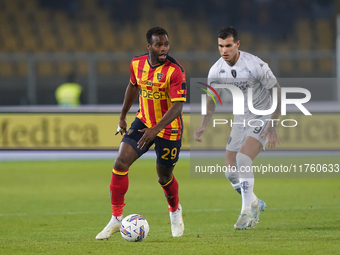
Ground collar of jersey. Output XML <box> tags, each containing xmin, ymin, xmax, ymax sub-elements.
<box><xmin>225</xmin><ymin>50</ymin><xmax>242</xmax><ymax>68</ymax></box>
<box><xmin>147</xmin><ymin>56</ymin><xmax>167</xmax><ymax>69</ymax></box>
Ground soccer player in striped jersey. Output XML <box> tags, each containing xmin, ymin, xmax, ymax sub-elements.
<box><xmin>96</xmin><ymin>27</ymin><xmax>186</xmax><ymax>239</ymax></box>
<box><xmin>194</xmin><ymin>26</ymin><xmax>281</xmax><ymax>230</ymax></box>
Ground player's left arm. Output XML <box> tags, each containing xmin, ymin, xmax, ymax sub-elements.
<box><xmin>263</xmin><ymin>82</ymin><xmax>281</xmax><ymax>149</ymax></box>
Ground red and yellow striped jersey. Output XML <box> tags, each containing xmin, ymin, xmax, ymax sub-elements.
<box><xmin>130</xmin><ymin>53</ymin><xmax>186</xmax><ymax>141</ymax></box>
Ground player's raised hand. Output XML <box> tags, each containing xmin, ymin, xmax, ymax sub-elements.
<box><xmin>115</xmin><ymin>118</ymin><xmax>127</xmax><ymax>135</ymax></box>
<box><xmin>137</xmin><ymin>127</ymin><xmax>158</xmax><ymax>150</ymax></box>
<box><xmin>263</xmin><ymin>126</ymin><xmax>281</xmax><ymax>149</ymax></box>
<box><xmin>194</xmin><ymin>127</ymin><xmax>205</xmax><ymax>142</ymax></box>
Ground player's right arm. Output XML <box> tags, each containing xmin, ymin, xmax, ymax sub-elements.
<box><xmin>194</xmin><ymin>95</ymin><xmax>216</xmax><ymax>142</ymax></box>
<box><xmin>194</xmin><ymin>64</ymin><xmax>219</xmax><ymax>142</ymax></box>
<box><xmin>116</xmin><ymin>60</ymin><xmax>139</xmax><ymax>135</ymax></box>
<box><xmin>116</xmin><ymin>82</ymin><xmax>139</xmax><ymax>135</ymax></box>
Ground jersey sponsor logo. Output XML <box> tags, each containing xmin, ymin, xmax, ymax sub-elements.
<box><xmin>139</xmin><ymin>89</ymin><xmax>169</xmax><ymax>100</ymax></box>
<box><xmin>226</xmin><ymin>81</ymin><xmax>249</xmax><ymax>90</ymax></box>
<box><xmin>138</xmin><ymin>69</ymin><xmax>146</xmax><ymax>73</ymax></box>
<box><xmin>177</xmin><ymin>89</ymin><xmax>186</xmax><ymax>95</ymax></box>
<box><xmin>231</xmin><ymin>69</ymin><xmax>237</xmax><ymax>78</ymax></box>
<box><xmin>219</xmin><ymin>69</ymin><xmax>226</xmax><ymax>74</ymax></box>
<box><xmin>138</xmin><ymin>79</ymin><xmax>155</xmax><ymax>86</ymax></box>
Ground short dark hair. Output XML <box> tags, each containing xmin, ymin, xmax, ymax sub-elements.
<box><xmin>218</xmin><ymin>26</ymin><xmax>238</xmax><ymax>41</ymax></box>
<box><xmin>146</xmin><ymin>27</ymin><xmax>168</xmax><ymax>44</ymax></box>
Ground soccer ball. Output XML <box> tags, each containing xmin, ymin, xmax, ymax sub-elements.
<box><xmin>120</xmin><ymin>214</ymin><xmax>149</xmax><ymax>242</ymax></box>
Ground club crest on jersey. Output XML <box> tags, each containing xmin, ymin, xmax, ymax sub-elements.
<box><xmin>157</xmin><ymin>73</ymin><xmax>163</xmax><ymax>81</ymax></box>
<box><xmin>231</xmin><ymin>69</ymin><xmax>237</xmax><ymax>78</ymax></box>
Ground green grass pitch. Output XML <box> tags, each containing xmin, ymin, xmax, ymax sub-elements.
<box><xmin>0</xmin><ymin>155</ymin><xmax>339</xmax><ymax>254</ymax></box>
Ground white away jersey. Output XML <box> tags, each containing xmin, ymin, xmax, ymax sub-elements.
<box><xmin>208</xmin><ymin>50</ymin><xmax>277</xmax><ymax>117</ymax></box>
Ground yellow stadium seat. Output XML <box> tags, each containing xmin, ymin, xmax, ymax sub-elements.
<box><xmin>295</xmin><ymin>18</ymin><xmax>312</xmax><ymax>51</ymax></box>
<box><xmin>93</xmin><ymin>9</ymin><xmax>110</xmax><ymax>23</ymax></box>
<box><xmin>318</xmin><ymin>59</ymin><xmax>333</xmax><ymax>73</ymax></box>
<box><xmin>77</xmin><ymin>22</ymin><xmax>97</xmax><ymax>52</ymax></box>
<box><xmin>0</xmin><ymin>62</ymin><xmax>14</xmax><ymax>76</ymax></box>
<box><xmin>136</xmin><ymin>20</ymin><xmax>151</xmax><ymax>52</ymax></box>
<box><xmin>37</xmin><ymin>61</ymin><xmax>54</xmax><ymax>76</ymax></box>
<box><xmin>17</xmin><ymin>61</ymin><xmax>28</xmax><ymax>76</ymax></box>
<box><xmin>55</xmin><ymin>12</ymin><xmax>78</xmax><ymax>51</ymax></box>
<box><xmin>39</xmin><ymin>30</ymin><xmax>59</xmax><ymax>52</ymax></box>
<box><xmin>13</xmin><ymin>12</ymin><xmax>37</xmax><ymax>52</ymax></box>
<box><xmin>176</xmin><ymin>22</ymin><xmax>194</xmax><ymax>52</ymax></box>
<box><xmin>0</xmin><ymin>26</ymin><xmax>19</xmax><ymax>52</ymax></box>
<box><xmin>179</xmin><ymin>60</ymin><xmax>192</xmax><ymax>74</ymax></box>
<box><xmin>117</xmin><ymin>60</ymin><xmax>130</xmax><ymax>75</ymax></box>
<box><xmin>18</xmin><ymin>24</ymin><xmax>38</xmax><ymax>52</ymax></box>
<box><xmin>97</xmin><ymin>24</ymin><xmax>117</xmax><ymax>51</ymax></box>
<box><xmin>256</xmin><ymin>36</ymin><xmax>272</xmax><ymax>52</ymax></box>
<box><xmin>298</xmin><ymin>60</ymin><xmax>313</xmax><ymax>73</ymax></box>
<box><xmin>97</xmin><ymin>61</ymin><xmax>113</xmax><ymax>75</ymax></box>
<box><xmin>54</xmin><ymin>12</ymin><xmax>69</xmax><ymax>24</ymax></box>
<box><xmin>295</xmin><ymin>19</ymin><xmax>313</xmax><ymax>73</ymax></box>
<box><xmin>23</xmin><ymin>0</ymin><xmax>38</xmax><ymax>11</ymax></box>
<box><xmin>276</xmin><ymin>43</ymin><xmax>293</xmax><ymax>73</ymax></box>
<box><xmin>195</xmin><ymin>22</ymin><xmax>214</xmax><ymax>51</ymax></box>
<box><xmin>239</xmin><ymin>32</ymin><xmax>253</xmax><ymax>52</ymax></box>
<box><xmin>316</xmin><ymin>19</ymin><xmax>332</xmax><ymax>51</ymax></box>
<box><xmin>197</xmin><ymin>60</ymin><xmax>211</xmax><ymax>74</ymax></box>
<box><xmin>59</xmin><ymin>24</ymin><xmax>78</xmax><ymax>52</ymax></box>
<box><xmin>3</xmin><ymin>0</ymin><xmax>19</xmax><ymax>11</ymax></box>
<box><xmin>3</xmin><ymin>36</ymin><xmax>19</xmax><ymax>52</ymax></box>
<box><xmin>82</xmin><ymin>0</ymin><xmax>98</xmax><ymax>11</ymax></box>
<box><xmin>120</xmin><ymin>24</ymin><xmax>135</xmax><ymax>51</ymax></box>
<box><xmin>0</xmin><ymin>12</ymin><xmax>9</xmax><ymax>25</ymax></box>
<box><xmin>154</xmin><ymin>10</ymin><xmax>172</xmax><ymax>33</ymax></box>
<box><xmin>58</xmin><ymin>61</ymin><xmax>73</xmax><ymax>75</ymax></box>
<box><xmin>77</xmin><ymin>61</ymin><xmax>88</xmax><ymax>75</ymax></box>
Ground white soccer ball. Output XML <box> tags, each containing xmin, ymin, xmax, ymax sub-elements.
<box><xmin>120</xmin><ymin>214</ymin><xmax>149</xmax><ymax>242</ymax></box>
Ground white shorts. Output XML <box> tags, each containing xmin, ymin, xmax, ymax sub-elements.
<box><xmin>226</xmin><ymin>115</ymin><xmax>270</xmax><ymax>152</ymax></box>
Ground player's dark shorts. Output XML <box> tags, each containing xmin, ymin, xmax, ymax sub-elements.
<box><xmin>121</xmin><ymin>117</ymin><xmax>182</xmax><ymax>168</ymax></box>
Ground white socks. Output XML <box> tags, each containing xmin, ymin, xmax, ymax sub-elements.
<box><xmin>236</xmin><ymin>152</ymin><xmax>254</xmax><ymax>215</ymax></box>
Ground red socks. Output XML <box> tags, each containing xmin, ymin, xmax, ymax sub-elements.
<box><xmin>110</xmin><ymin>167</ymin><xmax>129</xmax><ymax>217</ymax></box>
<box><xmin>161</xmin><ymin>175</ymin><xmax>179</xmax><ymax>212</ymax></box>
<box><xmin>110</xmin><ymin>168</ymin><xmax>179</xmax><ymax>215</ymax></box>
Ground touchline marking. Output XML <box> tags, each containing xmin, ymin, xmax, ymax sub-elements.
<box><xmin>1</xmin><ymin>206</ymin><xmax>339</xmax><ymax>217</ymax></box>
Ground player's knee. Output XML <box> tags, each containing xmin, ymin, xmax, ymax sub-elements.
<box><xmin>158</xmin><ymin>176</ymin><xmax>171</xmax><ymax>186</ymax></box>
<box><xmin>113</xmin><ymin>158</ymin><xmax>129</xmax><ymax>171</ymax></box>
<box><xmin>158</xmin><ymin>173</ymin><xmax>172</xmax><ymax>186</ymax></box>
<box><xmin>236</xmin><ymin>152</ymin><xmax>252</xmax><ymax>167</ymax></box>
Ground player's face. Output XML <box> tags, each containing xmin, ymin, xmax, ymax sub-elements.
<box><xmin>218</xmin><ymin>36</ymin><xmax>240</xmax><ymax>66</ymax></box>
<box><xmin>147</xmin><ymin>34</ymin><xmax>170</xmax><ymax>65</ymax></box>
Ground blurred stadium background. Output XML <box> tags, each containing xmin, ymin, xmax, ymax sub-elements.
<box><xmin>0</xmin><ymin>0</ymin><xmax>337</xmax><ymax>105</ymax></box>
<box><xmin>1</xmin><ymin>3</ymin><xmax>339</xmax><ymax>253</ymax></box>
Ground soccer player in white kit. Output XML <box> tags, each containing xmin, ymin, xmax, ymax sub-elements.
<box><xmin>194</xmin><ymin>26</ymin><xmax>281</xmax><ymax>229</ymax></box>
